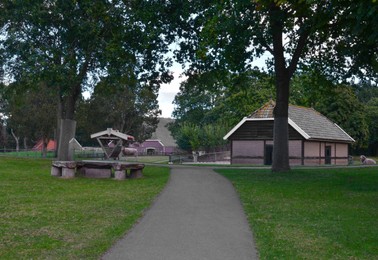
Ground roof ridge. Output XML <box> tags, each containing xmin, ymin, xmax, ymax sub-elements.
<box><xmin>289</xmin><ymin>104</ymin><xmax>314</xmax><ymax>110</ymax></box>
<box><xmin>249</xmin><ymin>99</ymin><xmax>275</xmax><ymax>118</ymax></box>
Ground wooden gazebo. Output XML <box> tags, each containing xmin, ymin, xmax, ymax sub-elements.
<box><xmin>91</xmin><ymin>128</ymin><xmax>134</xmax><ymax>160</ymax></box>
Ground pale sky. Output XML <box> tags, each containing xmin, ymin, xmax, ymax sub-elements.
<box><xmin>158</xmin><ymin>65</ymin><xmax>186</xmax><ymax>118</ymax></box>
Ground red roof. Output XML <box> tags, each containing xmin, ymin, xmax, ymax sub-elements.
<box><xmin>32</xmin><ymin>140</ymin><xmax>56</xmax><ymax>151</ymax></box>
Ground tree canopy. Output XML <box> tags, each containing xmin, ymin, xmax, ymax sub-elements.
<box><xmin>172</xmin><ymin>69</ymin><xmax>274</xmax><ymax>126</ymax></box>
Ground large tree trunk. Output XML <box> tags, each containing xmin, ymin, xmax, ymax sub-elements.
<box><xmin>269</xmin><ymin>5</ymin><xmax>293</xmax><ymax>172</ymax></box>
<box><xmin>272</xmin><ymin>77</ymin><xmax>291</xmax><ymax>172</ymax></box>
<box><xmin>56</xmin><ymin>88</ymin><xmax>79</xmax><ymax>161</ymax></box>
<box><xmin>57</xmin><ymin>119</ymin><xmax>76</xmax><ymax>161</ymax></box>
<box><xmin>55</xmin><ymin>58</ymin><xmax>89</xmax><ymax>161</ymax></box>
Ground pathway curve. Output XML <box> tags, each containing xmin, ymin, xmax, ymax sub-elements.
<box><xmin>102</xmin><ymin>166</ymin><xmax>259</xmax><ymax>260</ymax></box>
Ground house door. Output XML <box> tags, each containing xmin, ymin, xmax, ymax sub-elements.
<box><xmin>325</xmin><ymin>146</ymin><xmax>332</xmax><ymax>164</ymax></box>
<box><xmin>146</xmin><ymin>148</ymin><xmax>156</xmax><ymax>155</ymax></box>
<box><xmin>265</xmin><ymin>145</ymin><xmax>273</xmax><ymax>165</ymax></box>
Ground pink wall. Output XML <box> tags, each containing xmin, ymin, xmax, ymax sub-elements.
<box><xmin>335</xmin><ymin>143</ymin><xmax>349</xmax><ymax>165</ymax></box>
<box><xmin>232</xmin><ymin>140</ymin><xmax>264</xmax><ymax>164</ymax></box>
<box><xmin>288</xmin><ymin>140</ymin><xmax>302</xmax><ymax>165</ymax></box>
<box><xmin>303</xmin><ymin>141</ymin><xmax>349</xmax><ymax>165</ymax></box>
<box><xmin>231</xmin><ymin>139</ymin><xmax>350</xmax><ymax>165</ymax></box>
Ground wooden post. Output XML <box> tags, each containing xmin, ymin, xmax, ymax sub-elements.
<box><xmin>114</xmin><ymin>163</ymin><xmax>126</xmax><ymax>180</ymax></box>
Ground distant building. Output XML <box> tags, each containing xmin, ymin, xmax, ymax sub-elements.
<box><xmin>132</xmin><ymin>118</ymin><xmax>178</xmax><ymax>155</ymax></box>
<box><xmin>32</xmin><ymin>139</ymin><xmax>56</xmax><ymax>151</ymax></box>
<box><xmin>224</xmin><ymin>100</ymin><xmax>355</xmax><ymax>165</ymax></box>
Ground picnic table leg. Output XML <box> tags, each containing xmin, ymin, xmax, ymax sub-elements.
<box><xmin>62</xmin><ymin>167</ymin><xmax>76</xmax><ymax>178</ymax></box>
<box><xmin>129</xmin><ymin>168</ymin><xmax>143</xmax><ymax>179</ymax></box>
<box><xmin>114</xmin><ymin>164</ymin><xmax>126</xmax><ymax>180</ymax></box>
<box><xmin>114</xmin><ymin>170</ymin><xmax>126</xmax><ymax>180</ymax></box>
<box><xmin>51</xmin><ymin>166</ymin><xmax>62</xmax><ymax>177</ymax></box>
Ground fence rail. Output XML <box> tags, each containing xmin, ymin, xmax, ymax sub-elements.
<box><xmin>0</xmin><ymin>149</ymin><xmax>56</xmax><ymax>158</ymax></box>
<box><xmin>0</xmin><ymin>148</ymin><xmax>231</xmax><ymax>164</ymax></box>
<box><xmin>169</xmin><ymin>151</ymin><xmax>230</xmax><ymax>164</ymax></box>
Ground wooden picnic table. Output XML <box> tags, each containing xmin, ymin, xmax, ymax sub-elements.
<box><xmin>51</xmin><ymin>160</ymin><xmax>145</xmax><ymax>179</ymax></box>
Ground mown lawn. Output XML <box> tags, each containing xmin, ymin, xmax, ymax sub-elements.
<box><xmin>217</xmin><ymin>167</ymin><xmax>378</xmax><ymax>260</ymax></box>
<box><xmin>0</xmin><ymin>157</ymin><xmax>169</xmax><ymax>259</ymax></box>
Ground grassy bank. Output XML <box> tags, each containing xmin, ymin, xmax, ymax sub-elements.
<box><xmin>217</xmin><ymin>167</ymin><xmax>378</xmax><ymax>259</ymax></box>
<box><xmin>0</xmin><ymin>157</ymin><xmax>169</xmax><ymax>259</ymax></box>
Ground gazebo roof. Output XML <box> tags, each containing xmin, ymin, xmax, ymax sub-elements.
<box><xmin>90</xmin><ymin>128</ymin><xmax>134</xmax><ymax>141</ymax></box>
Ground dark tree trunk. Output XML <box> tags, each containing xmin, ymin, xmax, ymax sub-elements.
<box><xmin>270</xmin><ymin>5</ymin><xmax>291</xmax><ymax>172</ymax></box>
<box><xmin>272</xmin><ymin>76</ymin><xmax>291</xmax><ymax>172</ymax></box>
<box><xmin>57</xmin><ymin>119</ymin><xmax>76</xmax><ymax>161</ymax></box>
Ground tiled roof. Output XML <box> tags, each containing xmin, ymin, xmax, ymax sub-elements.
<box><xmin>248</xmin><ymin>101</ymin><xmax>355</xmax><ymax>143</ymax></box>
<box><xmin>249</xmin><ymin>99</ymin><xmax>275</xmax><ymax>118</ymax></box>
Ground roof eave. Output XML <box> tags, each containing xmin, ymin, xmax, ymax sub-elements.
<box><xmin>288</xmin><ymin>118</ymin><xmax>311</xmax><ymax>140</ymax></box>
<box><xmin>334</xmin><ymin>123</ymin><xmax>355</xmax><ymax>143</ymax></box>
<box><xmin>307</xmin><ymin>138</ymin><xmax>355</xmax><ymax>144</ymax></box>
<box><xmin>223</xmin><ymin>117</ymin><xmax>274</xmax><ymax>140</ymax></box>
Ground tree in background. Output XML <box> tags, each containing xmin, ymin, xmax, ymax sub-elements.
<box><xmin>365</xmin><ymin>98</ymin><xmax>378</xmax><ymax>155</ymax></box>
<box><xmin>76</xmin><ymin>75</ymin><xmax>160</xmax><ymax>145</ymax></box>
<box><xmin>290</xmin><ymin>71</ymin><xmax>369</xmax><ymax>149</ymax></box>
<box><xmin>0</xmin><ymin>85</ymin><xmax>8</xmax><ymax>148</ymax></box>
<box><xmin>176</xmin><ymin>123</ymin><xmax>201</xmax><ymax>154</ymax></box>
<box><xmin>1</xmin><ymin>1</ymin><xmax>173</xmax><ymax>160</ymax></box>
<box><xmin>171</xmin><ymin>70</ymin><xmax>274</xmax><ymax>130</ymax></box>
<box><xmin>164</xmin><ymin>0</ymin><xmax>378</xmax><ymax>171</ymax></box>
<box><xmin>355</xmin><ymin>84</ymin><xmax>378</xmax><ymax>155</ymax></box>
<box><xmin>174</xmin><ymin>122</ymin><xmax>229</xmax><ymax>154</ymax></box>
<box><xmin>2</xmin><ymin>82</ymin><xmax>57</xmax><ymax>156</ymax></box>
<box><xmin>314</xmin><ymin>87</ymin><xmax>368</xmax><ymax>149</ymax></box>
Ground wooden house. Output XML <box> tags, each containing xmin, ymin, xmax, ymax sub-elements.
<box><xmin>131</xmin><ymin>118</ymin><xmax>178</xmax><ymax>155</ymax></box>
<box><xmin>223</xmin><ymin>100</ymin><xmax>355</xmax><ymax>165</ymax></box>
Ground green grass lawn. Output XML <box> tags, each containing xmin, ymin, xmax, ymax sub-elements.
<box><xmin>124</xmin><ymin>155</ymin><xmax>170</xmax><ymax>164</ymax></box>
<box><xmin>217</xmin><ymin>167</ymin><xmax>378</xmax><ymax>260</ymax></box>
<box><xmin>0</xmin><ymin>157</ymin><xmax>169</xmax><ymax>259</ymax></box>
